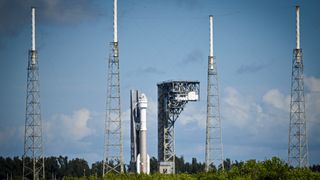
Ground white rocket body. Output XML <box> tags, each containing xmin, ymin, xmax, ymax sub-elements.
<box><xmin>136</xmin><ymin>94</ymin><xmax>150</xmax><ymax>174</ymax></box>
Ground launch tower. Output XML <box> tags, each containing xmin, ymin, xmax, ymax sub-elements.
<box><xmin>158</xmin><ymin>81</ymin><xmax>200</xmax><ymax>174</ymax></box>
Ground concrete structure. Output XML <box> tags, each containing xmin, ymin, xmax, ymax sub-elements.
<box><xmin>288</xmin><ymin>5</ymin><xmax>309</xmax><ymax>168</ymax></box>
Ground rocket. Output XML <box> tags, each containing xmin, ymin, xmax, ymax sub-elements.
<box><xmin>136</xmin><ymin>93</ymin><xmax>150</xmax><ymax>174</ymax></box>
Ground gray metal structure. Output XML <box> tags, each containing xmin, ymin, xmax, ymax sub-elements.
<box><xmin>103</xmin><ymin>0</ymin><xmax>124</xmax><ymax>174</ymax></box>
<box><xmin>288</xmin><ymin>5</ymin><xmax>309</xmax><ymax>168</ymax></box>
<box><xmin>130</xmin><ymin>90</ymin><xmax>141</xmax><ymax>172</ymax></box>
<box><xmin>205</xmin><ymin>15</ymin><xmax>224</xmax><ymax>172</ymax></box>
<box><xmin>158</xmin><ymin>81</ymin><xmax>200</xmax><ymax>174</ymax></box>
<box><xmin>23</xmin><ymin>7</ymin><xmax>45</xmax><ymax>180</ymax></box>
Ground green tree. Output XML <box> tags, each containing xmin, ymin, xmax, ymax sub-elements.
<box><xmin>45</xmin><ymin>156</ymin><xmax>60</xmax><ymax>179</ymax></box>
<box><xmin>175</xmin><ymin>156</ymin><xmax>185</xmax><ymax>173</ymax></box>
<box><xmin>66</xmin><ymin>158</ymin><xmax>90</xmax><ymax>177</ymax></box>
<box><xmin>149</xmin><ymin>156</ymin><xmax>158</xmax><ymax>173</ymax></box>
<box><xmin>91</xmin><ymin>161</ymin><xmax>103</xmax><ymax>177</ymax></box>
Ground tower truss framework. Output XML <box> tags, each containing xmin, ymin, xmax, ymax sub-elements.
<box><xmin>288</xmin><ymin>5</ymin><xmax>308</xmax><ymax>168</ymax></box>
<box><xmin>158</xmin><ymin>81</ymin><xmax>200</xmax><ymax>174</ymax></box>
<box><xmin>103</xmin><ymin>0</ymin><xmax>123</xmax><ymax>175</ymax></box>
<box><xmin>23</xmin><ymin>7</ymin><xmax>45</xmax><ymax>180</ymax></box>
<box><xmin>205</xmin><ymin>15</ymin><xmax>224</xmax><ymax>172</ymax></box>
<box><xmin>205</xmin><ymin>61</ymin><xmax>224</xmax><ymax>171</ymax></box>
<box><xmin>288</xmin><ymin>49</ymin><xmax>308</xmax><ymax>167</ymax></box>
<box><xmin>103</xmin><ymin>42</ymin><xmax>123</xmax><ymax>174</ymax></box>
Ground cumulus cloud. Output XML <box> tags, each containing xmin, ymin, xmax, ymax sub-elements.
<box><xmin>223</xmin><ymin>87</ymin><xmax>266</xmax><ymax>128</ymax></box>
<box><xmin>304</xmin><ymin>77</ymin><xmax>320</xmax><ymax>128</ymax></box>
<box><xmin>262</xmin><ymin>89</ymin><xmax>290</xmax><ymax>112</ymax></box>
<box><xmin>258</xmin><ymin>77</ymin><xmax>320</xmax><ymax>163</ymax></box>
<box><xmin>46</xmin><ymin>108</ymin><xmax>94</xmax><ymax>143</ymax></box>
<box><xmin>62</xmin><ymin>108</ymin><xmax>93</xmax><ymax>140</ymax></box>
<box><xmin>305</xmin><ymin>76</ymin><xmax>320</xmax><ymax>92</ymax></box>
<box><xmin>178</xmin><ymin>104</ymin><xmax>206</xmax><ymax>128</ymax></box>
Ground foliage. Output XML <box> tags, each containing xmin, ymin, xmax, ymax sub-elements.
<box><xmin>0</xmin><ymin>156</ymin><xmax>319</xmax><ymax>179</ymax></box>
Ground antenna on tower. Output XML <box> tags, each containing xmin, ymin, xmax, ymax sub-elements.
<box><xmin>113</xmin><ymin>0</ymin><xmax>118</xmax><ymax>43</ymax></box>
<box><xmin>23</xmin><ymin>7</ymin><xmax>45</xmax><ymax>179</ymax></box>
<box><xmin>31</xmin><ymin>8</ymin><xmax>36</xmax><ymax>52</ymax></box>
<box><xmin>209</xmin><ymin>15</ymin><xmax>214</xmax><ymax>68</ymax></box>
<box><xmin>288</xmin><ymin>5</ymin><xmax>308</xmax><ymax>168</ymax></box>
<box><xmin>296</xmin><ymin>6</ymin><xmax>300</xmax><ymax>50</ymax></box>
<box><xmin>103</xmin><ymin>0</ymin><xmax>123</xmax><ymax>175</ymax></box>
<box><xmin>205</xmin><ymin>15</ymin><xmax>224</xmax><ymax>172</ymax></box>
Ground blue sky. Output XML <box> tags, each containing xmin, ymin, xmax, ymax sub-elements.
<box><xmin>0</xmin><ymin>0</ymin><xmax>319</xmax><ymax>166</ymax></box>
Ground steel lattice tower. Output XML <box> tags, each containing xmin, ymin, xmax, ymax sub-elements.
<box><xmin>158</xmin><ymin>81</ymin><xmax>200</xmax><ymax>174</ymax></box>
<box><xmin>205</xmin><ymin>15</ymin><xmax>224</xmax><ymax>172</ymax></box>
<box><xmin>288</xmin><ymin>6</ymin><xmax>308</xmax><ymax>168</ymax></box>
<box><xmin>23</xmin><ymin>7</ymin><xmax>45</xmax><ymax>180</ymax></box>
<box><xmin>103</xmin><ymin>0</ymin><xmax>124</xmax><ymax>175</ymax></box>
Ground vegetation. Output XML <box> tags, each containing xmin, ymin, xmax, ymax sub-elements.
<box><xmin>0</xmin><ymin>156</ymin><xmax>319</xmax><ymax>179</ymax></box>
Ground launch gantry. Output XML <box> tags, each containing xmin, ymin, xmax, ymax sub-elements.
<box><xmin>157</xmin><ymin>81</ymin><xmax>200</xmax><ymax>174</ymax></box>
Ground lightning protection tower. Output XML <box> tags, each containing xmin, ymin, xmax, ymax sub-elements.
<box><xmin>23</xmin><ymin>7</ymin><xmax>45</xmax><ymax>180</ymax></box>
<box><xmin>103</xmin><ymin>0</ymin><xmax>124</xmax><ymax>175</ymax></box>
<box><xmin>288</xmin><ymin>5</ymin><xmax>309</xmax><ymax>168</ymax></box>
<box><xmin>205</xmin><ymin>15</ymin><xmax>224</xmax><ymax>172</ymax></box>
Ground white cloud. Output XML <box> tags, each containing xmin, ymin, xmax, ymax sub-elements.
<box><xmin>62</xmin><ymin>108</ymin><xmax>93</xmax><ymax>141</ymax></box>
<box><xmin>262</xmin><ymin>89</ymin><xmax>290</xmax><ymax>112</ymax></box>
<box><xmin>46</xmin><ymin>108</ymin><xmax>94</xmax><ymax>142</ymax></box>
<box><xmin>223</xmin><ymin>87</ymin><xmax>265</xmax><ymax>128</ymax></box>
<box><xmin>305</xmin><ymin>76</ymin><xmax>320</xmax><ymax>92</ymax></box>
<box><xmin>178</xmin><ymin>104</ymin><xmax>206</xmax><ymax>128</ymax></box>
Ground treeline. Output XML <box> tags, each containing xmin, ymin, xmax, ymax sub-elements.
<box><xmin>1</xmin><ymin>156</ymin><xmax>320</xmax><ymax>179</ymax></box>
<box><xmin>0</xmin><ymin>156</ymin><xmax>92</xmax><ymax>179</ymax></box>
